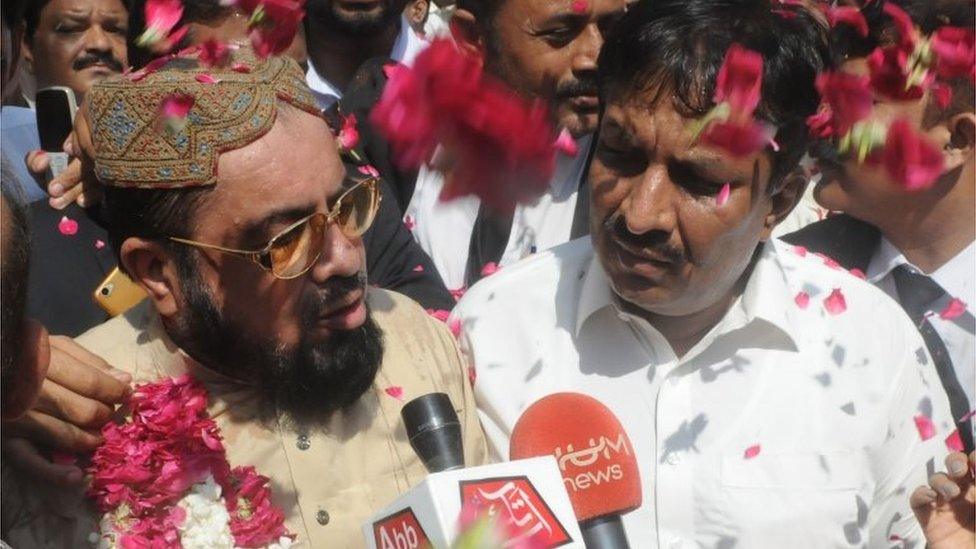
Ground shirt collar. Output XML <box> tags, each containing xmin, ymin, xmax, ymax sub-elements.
<box><xmin>305</xmin><ymin>15</ymin><xmax>427</xmax><ymax>110</ymax></box>
<box><xmin>866</xmin><ymin>236</ymin><xmax>908</xmax><ymax>284</ymax></box>
<box><xmin>551</xmin><ymin>134</ymin><xmax>592</xmax><ymax>199</ymax></box>
<box><xmin>869</xmin><ymin>236</ymin><xmax>976</xmax><ymax>302</ymax></box>
<box><xmin>575</xmin><ymin>239</ymin><xmax>799</xmax><ymax>348</ymax></box>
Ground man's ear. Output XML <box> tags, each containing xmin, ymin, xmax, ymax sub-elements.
<box><xmin>760</xmin><ymin>167</ymin><xmax>807</xmax><ymax>242</ymax></box>
<box><xmin>450</xmin><ymin>8</ymin><xmax>484</xmax><ymax>57</ymax></box>
<box><xmin>943</xmin><ymin>112</ymin><xmax>976</xmax><ymax>172</ymax></box>
<box><xmin>119</xmin><ymin>238</ymin><xmax>183</xmax><ymax>317</ymax></box>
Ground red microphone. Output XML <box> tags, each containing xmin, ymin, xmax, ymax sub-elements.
<box><xmin>510</xmin><ymin>392</ymin><xmax>641</xmax><ymax>549</ymax></box>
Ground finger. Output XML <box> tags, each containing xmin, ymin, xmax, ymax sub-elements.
<box><xmin>46</xmin><ymin>337</ymin><xmax>130</xmax><ymax>404</ymax></box>
<box><xmin>48</xmin><ymin>161</ymin><xmax>84</xmax><ymax>209</ymax></box>
<box><xmin>26</xmin><ymin>150</ymin><xmax>51</xmax><ymax>181</ymax></box>
<box><xmin>1</xmin><ymin>438</ymin><xmax>85</xmax><ymax>488</ymax></box>
<box><xmin>910</xmin><ymin>484</ymin><xmax>939</xmax><ymax>510</ymax></box>
<box><xmin>946</xmin><ymin>452</ymin><xmax>970</xmax><ymax>480</ymax></box>
<box><xmin>49</xmin><ymin>335</ymin><xmax>131</xmax><ymax>386</ymax></box>
<box><xmin>62</xmin><ymin>133</ymin><xmax>75</xmax><ymax>157</ymax></box>
<box><xmin>3</xmin><ymin>410</ymin><xmax>102</xmax><ymax>452</ymax></box>
<box><xmin>929</xmin><ymin>472</ymin><xmax>962</xmax><ymax>499</ymax></box>
<box><xmin>34</xmin><ymin>380</ymin><xmax>113</xmax><ymax>429</ymax></box>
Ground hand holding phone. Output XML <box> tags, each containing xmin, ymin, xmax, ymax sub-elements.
<box><xmin>34</xmin><ymin>86</ymin><xmax>78</xmax><ymax>180</ymax></box>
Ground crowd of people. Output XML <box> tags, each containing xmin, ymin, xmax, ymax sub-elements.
<box><xmin>0</xmin><ymin>0</ymin><xmax>973</xmax><ymax>547</ymax></box>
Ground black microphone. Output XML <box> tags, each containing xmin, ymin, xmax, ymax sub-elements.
<box><xmin>401</xmin><ymin>393</ymin><xmax>464</xmax><ymax>473</ymax></box>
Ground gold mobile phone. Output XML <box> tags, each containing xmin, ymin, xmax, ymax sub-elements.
<box><xmin>93</xmin><ymin>267</ymin><xmax>147</xmax><ymax>317</ymax></box>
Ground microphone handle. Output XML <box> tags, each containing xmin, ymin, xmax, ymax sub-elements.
<box><xmin>580</xmin><ymin>515</ymin><xmax>630</xmax><ymax>549</ymax></box>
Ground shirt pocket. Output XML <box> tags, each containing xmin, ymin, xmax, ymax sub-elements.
<box><xmin>717</xmin><ymin>452</ymin><xmax>865</xmax><ymax>547</ymax></box>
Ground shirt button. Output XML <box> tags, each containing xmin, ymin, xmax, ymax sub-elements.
<box><xmin>666</xmin><ymin>453</ymin><xmax>681</xmax><ymax>465</ymax></box>
<box><xmin>316</xmin><ymin>509</ymin><xmax>330</xmax><ymax>525</ymax></box>
<box><xmin>296</xmin><ymin>434</ymin><xmax>311</xmax><ymax>451</ymax></box>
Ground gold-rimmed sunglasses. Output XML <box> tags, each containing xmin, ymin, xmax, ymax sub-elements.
<box><xmin>170</xmin><ymin>177</ymin><xmax>380</xmax><ymax>280</ymax></box>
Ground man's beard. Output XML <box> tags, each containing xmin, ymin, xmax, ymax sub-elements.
<box><xmin>169</xmin><ymin>260</ymin><xmax>384</xmax><ymax>426</ymax></box>
<box><xmin>309</xmin><ymin>0</ymin><xmax>403</xmax><ymax>35</ymax></box>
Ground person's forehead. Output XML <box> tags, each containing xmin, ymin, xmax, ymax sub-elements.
<box><xmin>43</xmin><ymin>0</ymin><xmax>127</xmax><ymax>18</ymax></box>
<box><xmin>503</xmin><ymin>0</ymin><xmax>621</xmax><ymax>19</ymax></box>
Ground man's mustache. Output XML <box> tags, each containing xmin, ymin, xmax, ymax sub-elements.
<box><xmin>604</xmin><ymin>213</ymin><xmax>686</xmax><ymax>264</ymax></box>
<box><xmin>556</xmin><ymin>76</ymin><xmax>599</xmax><ymax>100</ymax></box>
<box><xmin>72</xmin><ymin>52</ymin><xmax>124</xmax><ymax>73</ymax></box>
<box><xmin>302</xmin><ymin>272</ymin><xmax>368</xmax><ymax>322</ymax></box>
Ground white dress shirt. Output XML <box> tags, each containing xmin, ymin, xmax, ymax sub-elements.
<box><xmin>405</xmin><ymin>136</ymin><xmax>591</xmax><ymax>291</ymax></box>
<box><xmin>867</xmin><ymin>237</ymin><xmax>975</xmax><ymax>414</ymax></box>
<box><xmin>305</xmin><ymin>15</ymin><xmax>428</xmax><ymax>109</ymax></box>
<box><xmin>452</xmin><ymin>236</ymin><xmax>954</xmax><ymax>548</ymax></box>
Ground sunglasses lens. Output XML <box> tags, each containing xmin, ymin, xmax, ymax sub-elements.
<box><xmin>269</xmin><ymin>215</ymin><xmax>326</xmax><ymax>279</ymax></box>
<box><xmin>335</xmin><ymin>181</ymin><xmax>378</xmax><ymax>238</ymax></box>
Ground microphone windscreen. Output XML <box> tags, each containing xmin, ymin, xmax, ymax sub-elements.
<box><xmin>509</xmin><ymin>392</ymin><xmax>642</xmax><ymax>522</ymax></box>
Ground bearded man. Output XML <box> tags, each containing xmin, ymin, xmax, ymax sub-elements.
<box><xmin>1</xmin><ymin>46</ymin><xmax>486</xmax><ymax>547</ymax></box>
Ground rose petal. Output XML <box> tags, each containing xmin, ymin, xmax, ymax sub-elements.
<box><xmin>825</xmin><ymin>6</ymin><xmax>869</xmax><ymax>37</ymax></box>
<box><xmin>58</xmin><ymin>216</ymin><xmax>79</xmax><ymax>236</ymax></box>
<box><xmin>384</xmin><ymin>386</ymin><xmax>404</xmax><ymax>400</ymax></box>
<box><xmin>914</xmin><ymin>414</ymin><xmax>936</xmax><ymax>441</ymax></box>
<box><xmin>792</xmin><ymin>245</ymin><xmax>808</xmax><ymax>257</ymax></box>
<box><xmin>849</xmin><ymin>268</ymin><xmax>866</xmax><ymax>280</ymax></box>
<box><xmin>412</xmin><ymin>264</ymin><xmax>424</xmax><ymax>272</ymax></box>
<box><xmin>357</xmin><ymin>164</ymin><xmax>380</xmax><ymax>177</ymax></box>
<box><xmin>195</xmin><ymin>73</ymin><xmax>220</xmax><ymax>84</ymax></box>
<box><xmin>823</xmin><ymin>288</ymin><xmax>847</xmax><ymax>315</ymax></box>
<box><xmin>882</xmin><ymin>119</ymin><xmax>945</xmax><ymax>191</ymax></box>
<box><xmin>480</xmin><ymin>262</ymin><xmax>500</xmax><ymax>277</ymax></box>
<box><xmin>554</xmin><ymin>128</ymin><xmax>579</xmax><ymax>157</ymax></box>
<box><xmin>715</xmin><ymin>183</ymin><xmax>731</xmax><ymax>206</ymax></box>
<box><xmin>794</xmin><ymin>291</ymin><xmax>810</xmax><ymax>310</ymax></box>
<box><xmin>571</xmin><ymin>0</ymin><xmax>588</xmax><ymax>14</ymax></box>
<box><xmin>231</xmin><ymin>62</ymin><xmax>251</xmax><ymax>73</ymax></box>
<box><xmin>945</xmin><ymin>429</ymin><xmax>965</xmax><ymax>452</ymax></box>
<box><xmin>959</xmin><ymin>409</ymin><xmax>976</xmax><ymax>423</ymax></box>
<box><xmin>448</xmin><ymin>318</ymin><xmax>462</xmax><ymax>338</ymax></box>
<box><xmin>939</xmin><ymin>298</ymin><xmax>966</xmax><ymax>320</ymax></box>
<box><xmin>743</xmin><ymin>444</ymin><xmax>761</xmax><ymax>459</ymax></box>
<box><xmin>94</xmin><ymin>239</ymin><xmax>106</xmax><ymax>250</ymax></box>
<box><xmin>403</xmin><ymin>214</ymin><xmax>415</xmax><ymax>231</ymax></box>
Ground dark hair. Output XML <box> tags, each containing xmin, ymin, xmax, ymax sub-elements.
<box><xmin>598</xmin><ymin>0</ymin><xmax>831</xmax><ymax>188</ymax></box>
<box><xmin>1</xmin><ymin>155</ymin><xmax>32</xmax><ymax>388</ymax></box>
<box><xmin>100</xmin><ymin>185</ymin><xmax>211</xmax><ymax>276</ymax></box>
<box><xmin>455</xmin><ymin>0</ymin><xmax>502</xmax><ymax>22</ymax></box>
<box><xmin>2</xmin><ymin>0</ymin><xmax>25</xmax><ymax>30</ymax></box>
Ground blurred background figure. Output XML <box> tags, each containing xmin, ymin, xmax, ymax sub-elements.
<box><xmin>0</xmin><ymin>0</ymin><xmax>42</xmax><ymax>202</ymax></box>
<box><xmin>423</xmin><ymin>0</ymin><xmax>454</xmax><ymax>38</ymax></box>
<box><xmin>404</xmin><ymin>0</ymin><xmax>430</xmax><ymax>36</ymax></box>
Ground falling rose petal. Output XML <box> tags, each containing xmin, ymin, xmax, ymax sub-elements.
<box><xmin>94</xmin><ymin>239</ymin><xmax>106</xmax><ymax>250</ymax></box>
<box><xmin>403</xmin><ymin>214</ymin><xmax>415</xmax><ymax>231</ymax></box>
<box><xmin>384</xmin><ymin>386</ymin><xmax>404</xmax><ymax>400</ymax></box>
<box><xmin>792</xmin><ymin>245</ymin><xmax>808</xmax><ymax>257</ymax></box>
<box><xmin>357</xmin><ymin>164</ymin><xmax>380</xmax><ymax>178</ymax></box>
<box><xmin>768</xmin><ymin>137</ymin><xmax>780</xmax><ymax>152</ymax></box>
<box><xmin>959</xmin><ymin>409</ymin><xmax>976</xmax><ymax>423</ymax></box>
<box><xmin>849</xmin><ymin>268</ymin><xmax>866</xmax><ymax>280</ymax></box>
<box><xmin>931</xmin><ymin>26</ymin><xmax>976</xmax><ymax>79</ymax></box>
<box><xmin>794</xmin><ymin>291</ymin><xmax>811</xmax><ymax>310</ymax></box>
<box><xmin>824</xmin><ymin>6</ymin><xmax>869</xmax><ymax>37</ymax></box>
<box><xmin>338</xmin><ymin>114</ymin><xmax>360</xmax><ymax>150</ymax></box>
<box><xmin>554</xmin><ymin>128</ymin><xmax>579</xmax><ymax>157</ymax></box>
<box><xmin>448</xmin><ymin>319</ymin><xmax>462</xmax><ymax>338</ymax></box>
<box><xmin>823</xmin><ymin>288</ymin><xmax>847</xmax><ymax>315</ymax></box>
<box><xmin>467</xmin><ymin>365</ymin><xmax>477</xmax><ymax>387</ymax></box>
<box><xmin>945</xmin><ymin>429</ymin><xmax>965</xmax><ymax>452</ymax></box>
<box><xmin>882</xmin><ymin>119</ymin><xmax>945</xmax><ymax>192</ymax></box>
<box><xmin>743</xmin><ymin>444</ymin><xmax>761</xmax><ymax>459</ymax></box>
<box><xmin>58</xmin><ymin>216</ymin><xmax>79</xmax><ymax>236</ymax></box>
<box><xmin>715</xmin><ymin>183</ymin><xmax>731</xmax><ymax>206</ymax></box>
<box><xmin>136</xmin><ymin>0</ymin><xmax>184</xmax><ymax>52</ymax></box>
<box><xmin>815</xmin><ymin>253</ymin><xmax>841</xmax><ymax>270</ymax></box>
<box><xmin>198</xmin><ymin>39</ymin><xmax>230</xmax><ymax>68</ymax></box>
<box><xmin>412</xmin><ymin>264</ymin><xmax>424</xmax><ymax>272</ymax></box>
<box><xmin>480</xmin><ymin>262</ymin><xmax>500</xmax><ymax>277</ymax></box>
<box><xmin>450</xmin><ymin>287</ymin><xmax>467</xmax><ymax>302</ymax></box>
<box><xmin>914</xmin><ymin>414</ymin><xmax>936</xmax><ymax>441</ymax></box>
<box><xmin>931</xmin><ymin>81</ymin><xmax>953</xmax><ymax>110</ymax></box>
<box><xmin>426</xmin><ymin>309</ymin><xmax>451</xmax><ymax>323</ymax></box>
<box><xmin>939</xmin><ymin>298</ymin><xmax>966</xmax><ymax>320</ymax></box>
<box><xmin>160</xmin><ymin>94</ymin><xmax>194</xmax><ymax>119</ymax></box>
<box><xmin>195</xmin><ymin>73</ymin><xmax>220</xmax><ymax>84</ymax></box>
<box><xmin>570</xmin><ymin>0</ymin><xmax>588</xmax><ymax>14</ymax></box>
<box><xmin>231</xmin><ymin>62</ymin><xmax>251</xmax><ymax>73</ymax></box>
<box><xmin>714</xmin><ymin>44</ymin><xmax>763</xmax><ymax>115</ymax></box>
<box><xmin>814</xmin><ymin>71</ymin><xmax>874</xmax><ymax>136</ymax></box>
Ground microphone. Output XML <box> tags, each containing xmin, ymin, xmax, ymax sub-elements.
<box><xmin>401</xmin><ymin>393</ymin><xmax>465</xmax><ymax>473</ymax></box>
<box><xmin>510</xmin><ymin>392</ymin><xmax>641</xmax><ymax>549</ymax></box>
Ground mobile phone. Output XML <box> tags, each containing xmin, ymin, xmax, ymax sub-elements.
<box><xmin>93</xmin><ymin>267</ymin><xmax>147</xmax><ymax>317</ymax></box>
<box><xmin>35</xmin><ymin>86</ymin><xmax>78</xmax><ymax>179</ymax></box>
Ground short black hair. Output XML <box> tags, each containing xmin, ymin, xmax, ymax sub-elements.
<box><xmin>598</xmin><ymin>0</ymin><xmax>831</xmax><ymax>188</ymax></box>
<box><xmin>2</xmin><ymin>0</ymin><xmax>25</xmax><ymax>30</ymax></box>
<box><xmin>1</xmin><ymin>155</ymin><xmax>31</xmax><ymax>387</ymax></box>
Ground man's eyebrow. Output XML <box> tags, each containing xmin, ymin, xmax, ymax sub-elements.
<box><xmin>538</xmin><ymin>11</ymin><xmax>588</xmax><ymax>28</ymax></box>
<box><xmin>239</xmin><ymin>204</ymin><xmax>317</xmax><ymax>246</ymax></box>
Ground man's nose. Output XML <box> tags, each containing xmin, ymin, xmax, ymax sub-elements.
<box><xmin>619</xmin><ymin>165</ymin><xmax>678</xmax><ymax>237</ymax></box>
<box><xmin>82</xmin><ymin>25</ymin><xmax>113</xmax><ymax>53</ymax></box>
<box><xmin>308</xmin><ymin>224</ymin><xmax>364</xmax><ymax>284</ymax></box>
<box><xmin>571</xmin><ymin>23</ymin><xmax>603</xmax><ymax>76</ymax></box>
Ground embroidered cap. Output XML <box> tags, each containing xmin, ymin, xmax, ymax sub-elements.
<box><xmin>86</xmin><ymin>45</ymin><xmax>321</xmax><ymax>189</ymax></box>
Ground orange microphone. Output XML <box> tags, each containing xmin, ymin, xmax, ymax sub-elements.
<box><xmin>510</xmin><ymin>392</ymin><xmax>641</xmax><ymax>549</ymax></box>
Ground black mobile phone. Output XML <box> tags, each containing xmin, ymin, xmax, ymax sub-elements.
<box><xmin>35</xmin><ymin>86</ymin><xmax>78</xmax><ymax>177</ymax></box>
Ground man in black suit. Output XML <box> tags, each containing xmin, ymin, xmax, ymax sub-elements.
<box><xmin>785</xmin><ymin>0</ymin><xmax>975</xmax><ymax>452</ymax></box>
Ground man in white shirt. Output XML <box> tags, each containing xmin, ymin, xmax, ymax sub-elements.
<box><xmin>453</xmin><ymin>1</ymin><xmax>956</xmax><ymax>546</ymax></box>
<box><xmin>403</xmin><ymin>0</ymin><xmax>625</xmax><ymax>293</ymax></box>
<box><xmin>304</xmin><ymin>0</ymin><xmax>427</xmax><ymax>110</ymax></box>
<box><xmin>785</xmin><ymin>0</ymin><xmax>975</xmax><ymax>453</ymax></box>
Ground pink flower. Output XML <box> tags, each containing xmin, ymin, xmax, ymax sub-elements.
<box><xmin>412</xmin><ymin>264</ymin><xmax>424</xmax><ymax>272</ymax></box>
<box><xmin>450</xmin><ymin>287</ymin><xmax>467</xmax><ymax>302</ymax></box>
<box><xmin>931</xmin><ymin>26</ymin><xmax>976</xmax><ymax>80</ymax></box>
<box><xmin>226</xmin><ymin>466</ymin><xmax>292</xmax><ymax>547</ymax></box>
<box><xmin>554</xmin><ymin>128</ymin><xmax>578</xmax><ymax>157</ymax></box>
<box><xmin>448</xmin><ymin>318</ymin><xmax>462</xmax><ymax>338</ymax></box>
<box><xmin>945</xmin><ymin>429</ymin><xmax>965</xmax><ymax>452</ymax></box>
<box><xmin>743</xmin><ymin>444</ymin><xmax>761</xmax><ymax>459</ymax></box>
<box><xmin>914</xmin><ymin>414</ymin><xmax>936</xmax><ymax>441</ymax></box>
<box><xmin>883</xmin><ymin>3</ymin><xmax>918</xmax><ymax>51</ymax></box>
<box><xmin>128</xmin><ymin>54</ymin><xmax>173</xmax><ymax>82</ymax></box>
<box><xmin>570</xmin><ymin>0</ymin><xmax>587</xmax><ymax>14</ymax></box>
<box><xmin>58</xmin><ymin>216</ymin><xmax>79</xmax><ymax>236</ymax></box>
<box><xmin>700</xmin><ymin>119</ymin><xmax>774</xmax><ymax>158</ymax></box>
<box><xmin>136</xmin><ymin>0</ymin><xmax>188</xmax><ymax>54</ymax></box>
<box><xmin>231</xmin><ymin>62</ymin><xmax>251</xmax><ymax>73</ymax></box>
<box><xmin>480</xmin><ymin>262</ymin><xmax>500</xmax><ymax>277</ymax></box>
<box><xmin>939</xmin><ymin>298</ymin><xmax>967</xmax><ymax>320</ymax></box>
<box><xmin>241</xmin><ymin>0</ymin><xmax>305</xmax><ymax>59</ymax></box>
<box><xmin>868</xmin><ymin>46</ymin><xmax>928</xmax><ymax>101</ymax></box>
<box><xmin>715</xmin><ymin>182</ymin><xmax>731</xmax><ymax>206</ymax></box>
<box><xmin>794</xmin><ymin>291</ymin><xmax>810</xmax><ymax>309</ymax></box>
<box><xmin>94</xmin><ymin>239</ymin><xmax>106</xmax><ymax>249</ymax></box>
<box><xmin>806</xmin><ymin>105</ymin><xmax>834</xmax><ymax>139</ymax></box>
<box><xmin>427</xmin><ymin>309</ymin><xmax>451</xmax><ymax>323</ymax></box>
<box><xmin>159</xmin><ymin>93</ymin><xmax>194</xmax><ymax>119</ymax></box>
<box><xmin>384</xmin><ymin>386</ymin><xmax>404</xmax><ymax>400</ymax></box>
<box><xmin>882</xmin><ymin>118</ymin><xmax>944</xmax><ymax>191</ymax></box>
<box><xmin>195</xmin><ymin>73</ymin><xmax>219</xmax><ymax>84</ymax></box>
<box><xmin>198</xmin><ymin>39</ymin><xmax>231</xmax><ymax>68</ymax></box>
<box><xmin>825</xmin><ymin>6</ymin><xmax>868</xmax><ymax>37</ymax></box>
<box><xmin>792</xmin><ymin>245</ymin><xmax>808</xmax><ymax>257</ymax></box>
<box><xmin>823</xmin><ymin>288</ymin><xmax>847</xmax><ymax>315</ymax></box>
<box><xmin>714</xmin><ymin>44</ymin><xmax>763</xmax><ymax>116</ymax></box>
<box><xmin>814</xmin><ymin>71</ymin><xmax>873</xmax><ymax>136</ymax></box>
<box><xmin>959</xmin><ymin>409</ymin><xmax>976</xmax><ymax>423</ymax></box>
<box><xmin>358</xmin><ymin>164</ymin><xmax>380</xmax><ymax>178</ymax></box>
<box><xmin>849</xmin><ymin>268</ymin><xmax>866</xmax><ymax>280</ymax></box>
<box><xmin>338</xmin><ymin>113</ymin><xmax>360</xmax><ymax>150</ymax></box>
<box><xmin>403</xmin><ymin>214</ymin><xmax>415</xmax><ymax>231</ymax></box>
